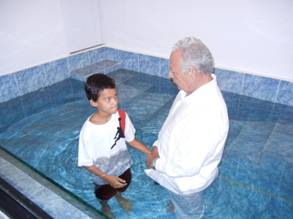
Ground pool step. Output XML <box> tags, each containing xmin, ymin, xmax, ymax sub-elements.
<box><xmin>71</xmin><ymin>59</ymin><xmax>121</xmax><ymax>81</ymax></box>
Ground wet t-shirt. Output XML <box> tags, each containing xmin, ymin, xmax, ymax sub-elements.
<box><xmin>78</xmin><ymin>111</ymin><xmax>135</xmax><ymax>185</ymax></box>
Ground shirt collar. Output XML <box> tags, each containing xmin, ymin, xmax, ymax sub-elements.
<box><xmin>179</xmin><ymin>74</ymin><xmax>217</xmax><ymax>100</ymax></box>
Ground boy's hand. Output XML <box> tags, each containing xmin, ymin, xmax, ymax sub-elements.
<box><xmin>146</xmin><ymin>146</ymin><xmax>159</xmax><ymax>168</ymax></box>
<box><xmin>104</xmin><ymin>175</ymin><xmax>127</xmax><ymax>188</ymax></box>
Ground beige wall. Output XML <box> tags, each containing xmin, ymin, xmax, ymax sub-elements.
<box><xmin>1</xmin><ymin>0</ymin><xmax>292</xmax><ymax>82</ymax></box>
<box><xmin>99</xmin><ymin>0</ymin><xmax>293</xmax><ymax>82</ymax></box>
<box><xmin>0</xmin><ymin>0</ymin><xmax>102</xmax><ymax>76</ymax></box>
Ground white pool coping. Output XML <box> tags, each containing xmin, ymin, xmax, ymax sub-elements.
<box><xmin>0</xmin><ymin>149</ymin><xmax>104</xmax><ymax>219</ymax></box>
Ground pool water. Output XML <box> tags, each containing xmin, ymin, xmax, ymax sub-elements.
<box><xmin>0</xmin><ymin>69</ymin><xmax>292</xmax><ymax>218</ymax></box>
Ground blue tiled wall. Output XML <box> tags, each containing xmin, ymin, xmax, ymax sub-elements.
<box><xmin>0</xmin><ymin>46</ymin><xmax>292</xmax><ymax>107</ymax></box>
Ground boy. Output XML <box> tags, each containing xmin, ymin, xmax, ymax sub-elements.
<box><xmin>78</xmin><ymin>73</ymin><xmax>151</xmax><ymax>218</ymax></box>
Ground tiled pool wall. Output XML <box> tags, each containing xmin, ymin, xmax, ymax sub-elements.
<box><xmin>1</xmin><ymin>46</ymin><xmax>293</xmax><ymax>106</ymax></box>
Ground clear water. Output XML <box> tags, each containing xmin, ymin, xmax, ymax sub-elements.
<box><xmin>0</xmin><ymin>69</ymin><xmax>292</xmax><ymax>218</ymax></box>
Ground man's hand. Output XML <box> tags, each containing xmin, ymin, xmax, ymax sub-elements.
<box><xmin>146</xmin><ymin>146</ymin><xmax>159</xmax><ymax>168</ymax></box>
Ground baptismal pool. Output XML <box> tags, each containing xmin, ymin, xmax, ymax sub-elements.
<box><xmin>0</xmin><ymin>69</ymin><xmax>292</xmax><ymax>218</ymax></box>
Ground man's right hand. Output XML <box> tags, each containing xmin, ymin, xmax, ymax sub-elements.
<box><xmin>146</xmin><ymin>146</ymin><xmax>159</xmax><ymax>168</ymax></box>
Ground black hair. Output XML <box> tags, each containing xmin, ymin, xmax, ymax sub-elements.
<box><xmin>84</xmin><ymin>73</ymin><xmax>116</xmax><ymax>101</ymax></box>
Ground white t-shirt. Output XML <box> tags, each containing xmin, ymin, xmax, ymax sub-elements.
<box><xmin>78</xmin><ymin>111</ymin><xmax>135</xmax><ymax>185</ymax></box>
<box><xmin>145</xmin><ymin>75</ymin><xmax>229</xmax><ymax>195</ymax></box>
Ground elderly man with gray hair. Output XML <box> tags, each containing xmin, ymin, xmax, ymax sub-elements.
<box><xmin>145</xmin><ymin>37</ymin><xmax>229</xmax><ymax>218</ymax></box>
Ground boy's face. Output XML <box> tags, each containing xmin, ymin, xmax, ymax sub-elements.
<box><xmin>90</xmin><ymin>88</ymin><xmax>118</xmax><ymax>115</ymax></box>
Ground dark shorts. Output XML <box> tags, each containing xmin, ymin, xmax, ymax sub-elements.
<box><xmin>94</xmin><ymin>168</ymin><xmax>132</xmax><ymax>200</ymax></box>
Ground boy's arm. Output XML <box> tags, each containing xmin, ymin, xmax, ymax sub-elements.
<box><xmin>85</xmin><ymin>165</ymin><xmax>127</xmax><ymax>188</ymax></box>
<box><xmin>128</xmin><ymin>139</ymin><xmax>158</xmax><ymax>168</ymax></box>
<box><xmin>127</xmin><ymin>139</ymin><xmax>151</xmax><ymax>155</ymax></box>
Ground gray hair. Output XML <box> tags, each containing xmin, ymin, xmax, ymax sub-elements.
<box><xmin>172</xmin><ymin>37</ymin><xmax>214</xmax><ymax>74</ymax></box>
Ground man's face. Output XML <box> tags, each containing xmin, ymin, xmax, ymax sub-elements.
<box><xmin>92</xmin><ymin>88</ymin><xmax>118</xmax><ymax>115</ymax></box>
<box><xmin>168</xmin><ymin>49</ymin><xmax>191</xmax><ymax>91</ymax></box>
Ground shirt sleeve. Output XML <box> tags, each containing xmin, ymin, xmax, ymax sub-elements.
<box><xmin>156</xmin><ymin>112</ymin><xmax>224</xmax><ymax>177</ymax></box>
<box><xmin>153</xmin><ymin>140</ymin><xmax>160</xmax><ymax>147</ymax></box>
<box><xmin>124</xmin><ymin>112</ymin><xmax>136</xmax><ymax>142</ymax></box>
<box><xmin>77</xmin><ymin>123</ymin><xmax>94</xmax><ymax>167</ymax></box>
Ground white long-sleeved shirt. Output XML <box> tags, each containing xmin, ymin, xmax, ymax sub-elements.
<box><xmin>145</xmin><ymin>75</ymin><xmax>229</xmax><ymax>195</ymax></box>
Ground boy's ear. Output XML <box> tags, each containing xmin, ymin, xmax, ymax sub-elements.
<box><xmin>89</xmin><ymin>99</ymin><xmax>98</xmax><ymax>107</ymax></box>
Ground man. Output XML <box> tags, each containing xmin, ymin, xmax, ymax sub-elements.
<box><xmin>145</xmin><ymin>37</ymin><xmax>229</xmax><ymax>218</ymax></box>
